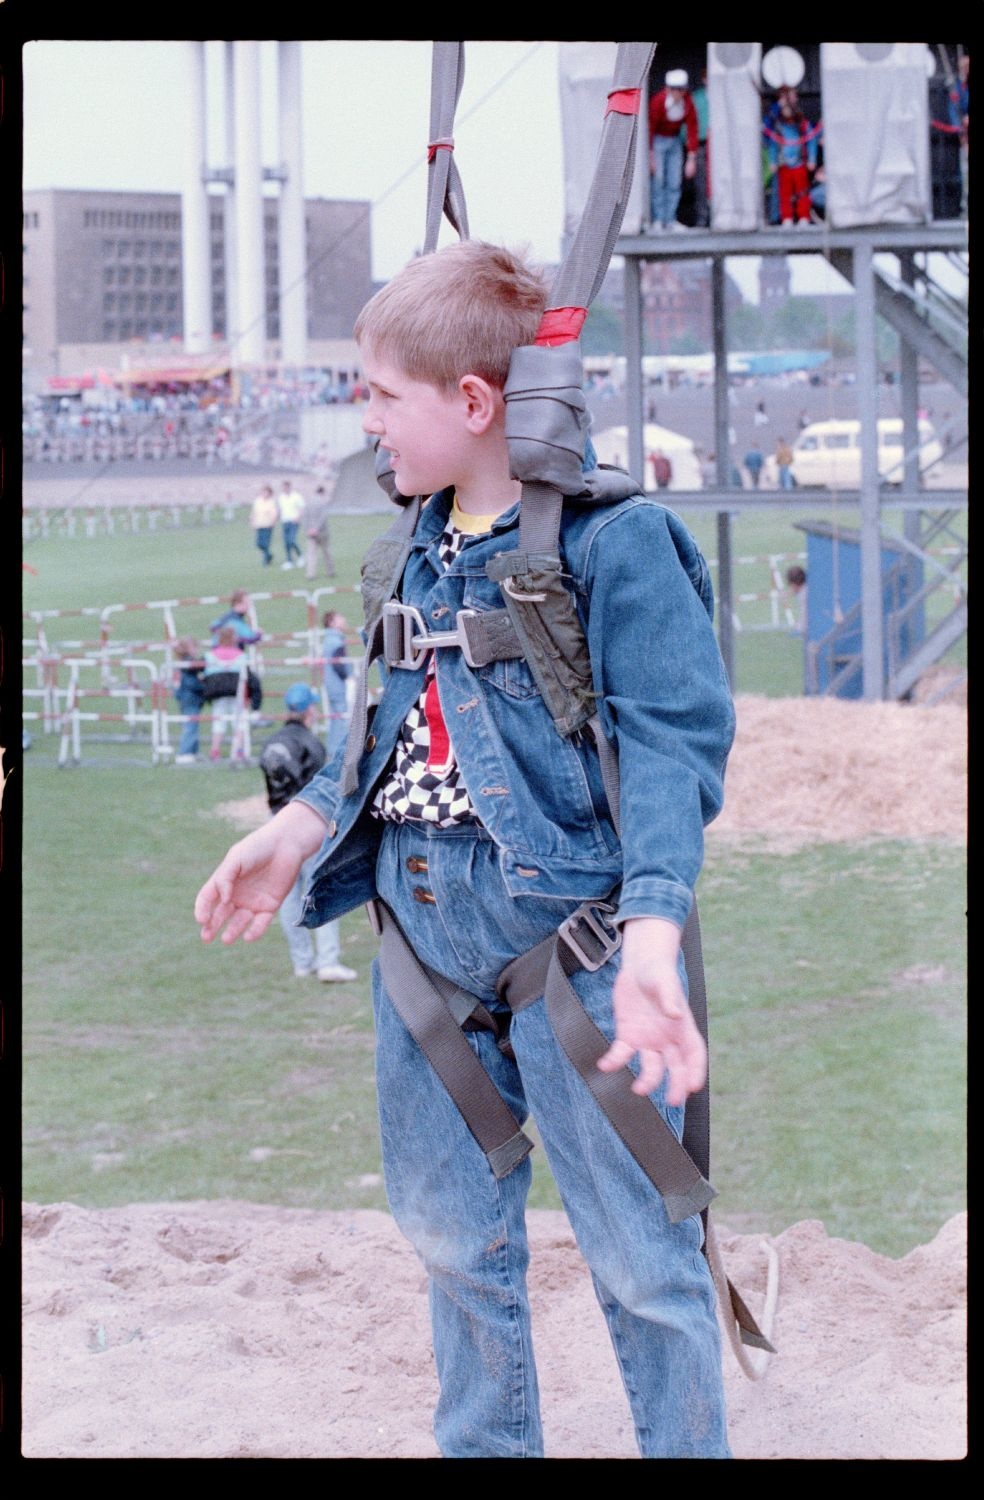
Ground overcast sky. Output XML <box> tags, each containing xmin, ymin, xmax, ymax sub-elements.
<box><xmin>22</xmin><ymin>42</ymin><xmax>569</xmax><ymax>280</ymax></box>
<box><xmin>22</xmin><ymin>39</ymin><xmax>790</xmax><ymax>305</ymax></box>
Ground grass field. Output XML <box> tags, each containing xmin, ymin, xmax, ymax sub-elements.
<box><xmin>20</xmin><ymin>505</ymin><xmax>967</xmax><ymax>1257</ymax></box>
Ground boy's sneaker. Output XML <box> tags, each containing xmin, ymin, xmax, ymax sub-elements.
<box><xmin>317</xmin><ymin>963</ymin><xmax>357</xmax><ymax>983</ymax></box>
<box><xmin>293</xmin><ymin>966</ymin><xmax>313</xmax><ymax>979</ymax></box>
<box><xmin>281</xmin><ymin>561</ymin><xmax>294</xmax><ymax>570</ymax></box>
<box><xmin>175</xmin><ymin>753</ymin><xmax>197</xmax><ymax>765</ymax></box>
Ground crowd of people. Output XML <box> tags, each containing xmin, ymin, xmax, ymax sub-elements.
<box><xmin>23</xmin><ymin>375</ymin><xmax>370</xmax><ymax>467</ymax></box>
<box><xmin>169</xmin><ymin>583</ymin><xmax>351</xmax><ymax>765</ymax></box>
<box><xmin>169</xmin><ymin>587</ymin><xmax>359</xmax><ymax>985</ymax></box>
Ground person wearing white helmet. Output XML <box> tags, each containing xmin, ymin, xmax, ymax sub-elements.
<box><xmin>648</xmin><ymin>67</ymin><xmax>699</xmax><ymax>231</ymax></box>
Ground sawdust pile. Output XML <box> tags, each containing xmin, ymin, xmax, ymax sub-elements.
<box><xmin>216</xmin><ymin>693</ymin><xmax>968</xmax><ymax>848</ymax></box>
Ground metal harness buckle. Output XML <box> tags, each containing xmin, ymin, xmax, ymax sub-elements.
<box><xmin>382</xmin><ymin>601</ymin><xmax>482</xmax><ymax>670</ymax></box>
<box><xmin>557</xmin><ymin>901</ymin><xmax>622</xmax><ymax>972</ymax></box>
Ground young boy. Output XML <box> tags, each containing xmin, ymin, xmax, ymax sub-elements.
<box><xmin>195</xmin><ymin>241</ymin><xmax>736</xmax><ymax>1459</ymax></box>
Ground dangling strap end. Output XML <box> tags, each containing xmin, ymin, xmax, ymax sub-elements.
<box><xmin>487</xmin><ymin>1130</ymin><xmax>535</xmax><ymax>1180</ymax></box>
<box><xmin>663</xmin><ymin>1178</ymin><xmax>717</xmax><ymax>1225</ymax></box>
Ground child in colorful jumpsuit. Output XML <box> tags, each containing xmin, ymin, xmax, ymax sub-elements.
<box><xmin>195</xmin><ymin>241</ymin><xmax>735</xmax><ymax>1459</ymax></box>
<box><xmin>763</xmin><ymin>86</ymin><xmax>818</xmax><ymax>225</ymax></box>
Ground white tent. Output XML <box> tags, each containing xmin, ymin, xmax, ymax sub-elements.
<box><xmin>591</xmin><ymin>423</ymin><xmax>703</xmax><ymax>491</ymax></box>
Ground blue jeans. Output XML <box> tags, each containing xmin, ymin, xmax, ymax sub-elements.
<box><xmin>372</xmin><ymin>821</ymin><xmax>730</xmax><ymax>1459</ymax></box>
<box><xmin>651</xmin><ymin>134</ymin><xmax>684</xmax><ymax>226</ymax></box>
<box><xmin>325</xmin><ymin>680</ymin><xmax>349</xmax><ymax>758</ymax></box>
<box><xmin>282</xmin><ymin>520</ymin><xmax>302</xmax><ymax>563</ymax></box>
<box><xmin>175</xmin><ymin>690</ymin><xmax>203</xmax><ymax>756</ymax></box>
<box><xmin>280</xmin><ymin>848</ymin><xmax>341</xmax><ymax>972</ymax></box>
<box><xmin>255</xmin><ymin>526</ymin><xmax>273</xmax><ymax>565</ymax></box>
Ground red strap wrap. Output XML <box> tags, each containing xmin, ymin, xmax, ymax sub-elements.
<box><xmin>534</xmin><ymin>307</ymin><xmax>588</xmax><ymax>347</ymax></box>
<box><xmin>606</xmin><ymin>87</ymin><xmax>641</xmax><ymax>116</ymax></box>
<box><xmin>427</xmin><ymin>139</ymin><xmax>454</xmax><ymax>163</ymax></box>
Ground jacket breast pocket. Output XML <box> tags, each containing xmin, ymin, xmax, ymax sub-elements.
<box><xmin>460</xmin><ymin>580</ymin><xmax>542</xmax><ymax>700</ymax></box>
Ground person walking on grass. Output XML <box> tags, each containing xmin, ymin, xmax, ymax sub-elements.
<box><xmin>278</xmin><ymin>478</ymin><xmax>305</xmax><ymax>569</ymax></box>
<box><xmin>250</xmin><ymin>484</ymin><xmax>279</xmax><ymax>566</ymax></box>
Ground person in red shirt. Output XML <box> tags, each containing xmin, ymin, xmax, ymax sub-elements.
<box><xmin>649</xmin><ymin>448</ymin><xmax>673</xmax><ymax>489</ymax></box>
<box><xmin>649</xmin><ymin>69</ymin><xmax>699</xmax><ymax>231</ymax></box>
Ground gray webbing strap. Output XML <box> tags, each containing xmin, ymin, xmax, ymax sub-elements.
<box><xmin>496</xmin><ymin>922</ymin><xmax>716</xmax><ymax>1225</ymax></box>
<box><xmin>586</xmin><ymin>715</ymin><xmax>622</xmax><ymax>837</ymax></box>
<box><xmin>584</xmin><ymin>713</ymin><xmax>712</xmax><ymax>1190</ymax></box>
<box><xmin>679</xmin><ymin>901</ymin><xmax>710</xmax><ymax>1185</ymax></box>
<box><xmin>373</xmin><ymin>901</ymin><xmax>533</xmax><ymax>1179</ymax></box>
<box><xmin>339</xmin><ymin>497</ymin><xmax>421</xmax><ymax>796</ymax></box>
<box><xmin>549</xmin><ymin>41</ymin><xmax>654</xmax><ymax>313</ymax></box>
<box><xmin>504</xmin><ymin>44</ymin><xmax>655</xmax><ymax>609</ymax></box>
<box><xmin>424</xmin><ymin>42</ymin><xmax>469</xmax><ymax>255</ymax></box>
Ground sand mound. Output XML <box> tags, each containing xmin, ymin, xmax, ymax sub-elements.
<box><xmin>21</xmin><ymin>1201</ymin><xmax>965</xmax><ymax>1459</ymax></box>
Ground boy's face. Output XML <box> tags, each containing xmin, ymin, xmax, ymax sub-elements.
<box><xmin>360</xmin><ymin>348</ymin><xmax>471</xmax><ymax>499</ymax></box>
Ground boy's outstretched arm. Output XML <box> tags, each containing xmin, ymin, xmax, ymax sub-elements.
<box><xmin>598</xmin><ymin>916</ymin><xmax>707</xmax><ymax>1108</ymax></box>
<box><xmin>194</xmin><ymin>799</ymin><xmax>328</xmax><ymax>946</ymax></box>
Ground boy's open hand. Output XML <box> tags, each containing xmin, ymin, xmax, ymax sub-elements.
<box><xmin>194</xmin><ymin>801</ymin><xmax>327</xmax><ymax>946</ymax></box>
<box><xmin>597</xmin><ymin>916</ymin><xmax>707</xmax><ymax>1108</ymax></box>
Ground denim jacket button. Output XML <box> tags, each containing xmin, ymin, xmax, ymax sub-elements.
<box><xmin>364</xmin><ymin>733</ymin><xmax>377</xmax><ymax>752</ymax></box>
<box><xmin>326</xmin><ymin>819</ymin><xmax>338</xmax><ymax>837</ymax></box>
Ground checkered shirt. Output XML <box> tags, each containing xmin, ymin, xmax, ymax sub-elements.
<box><xmin>370</xmin><ymin>518</ymin><xmax>481</xmax><ymax>827</ymax></box>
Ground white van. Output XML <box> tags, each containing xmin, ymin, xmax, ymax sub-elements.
<box><xmin>761</xmin><ymin>418</ymin><xmax>942</xmax><ymax>489</ymax></box>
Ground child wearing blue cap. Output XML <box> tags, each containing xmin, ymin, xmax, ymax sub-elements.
<box><xmin>256</xmin><ymin>683</ymin><xmax>356</xmax><ymax>982</ymax></box>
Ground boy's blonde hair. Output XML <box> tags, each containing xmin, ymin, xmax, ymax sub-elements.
<box><xmin>354</xmin><ymin>240</ymin><xmax>548</xmax><ymax>391</ymax></box>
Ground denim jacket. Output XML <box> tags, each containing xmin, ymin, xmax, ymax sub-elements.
<box><xmin>297</xmin><ymin>485</ymin><xmax>735</xmax><ymax>933</ymax></box>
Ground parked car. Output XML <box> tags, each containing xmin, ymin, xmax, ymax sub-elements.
<box><xmin>761</xmin><ymin>418</ymin><xmax>943</xmax><ymax>489</ymax></box>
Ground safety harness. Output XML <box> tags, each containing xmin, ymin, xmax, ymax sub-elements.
<box><xmin>340</xmin><ymin>41</ymin><xmax>776</xmax><ymax>1371</ymax></box>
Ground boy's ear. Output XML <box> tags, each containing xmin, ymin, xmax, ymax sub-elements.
<box><xmin>457</xmin><ymin>374</ymin><xmax>502</xmax><ymax>435</ymax></box>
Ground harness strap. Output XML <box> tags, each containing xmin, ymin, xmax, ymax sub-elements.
<box><xmin>370</xmin><ymin>898</ymin><xmax>533</xmax><ymax>1179</ymax></box>
<box><xmin>381</xmin><ymin>601</ymin><xmax>524</xmax><ymax>671</ymax></box>
<box><xmin>497</xmin><ymin>910</ymin><xmax>716</xmax><ymax>1226</ymax></box>
<box><xmin>340</xmin><ymin>496</ymin><xmax>422</xmax><ymax>796</ymax></box>
<box><xmin>424</xmin><ymin>42</ymin><xmax>469</xmax><ymax>255</ymax></box>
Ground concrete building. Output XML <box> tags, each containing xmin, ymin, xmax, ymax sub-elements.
<box><xmin>22</xmin><ymin>187</ymin><xmax>372</xmax><ymax>381</ymax></box>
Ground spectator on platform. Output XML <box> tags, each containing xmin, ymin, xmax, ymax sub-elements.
<box><xmin>948</xmin><ymin>53</ymin><xmax>970</xmax><ymax>217</ymax></box>
<box><xmin>648</xmin><ymin>68</ymin><xmax>699</xmax><ymax>232</ymax></box>
<box><xmin>763</xmin><ymin>86</ymin><xmax>818</xmax><ymax>226</ymax></box>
